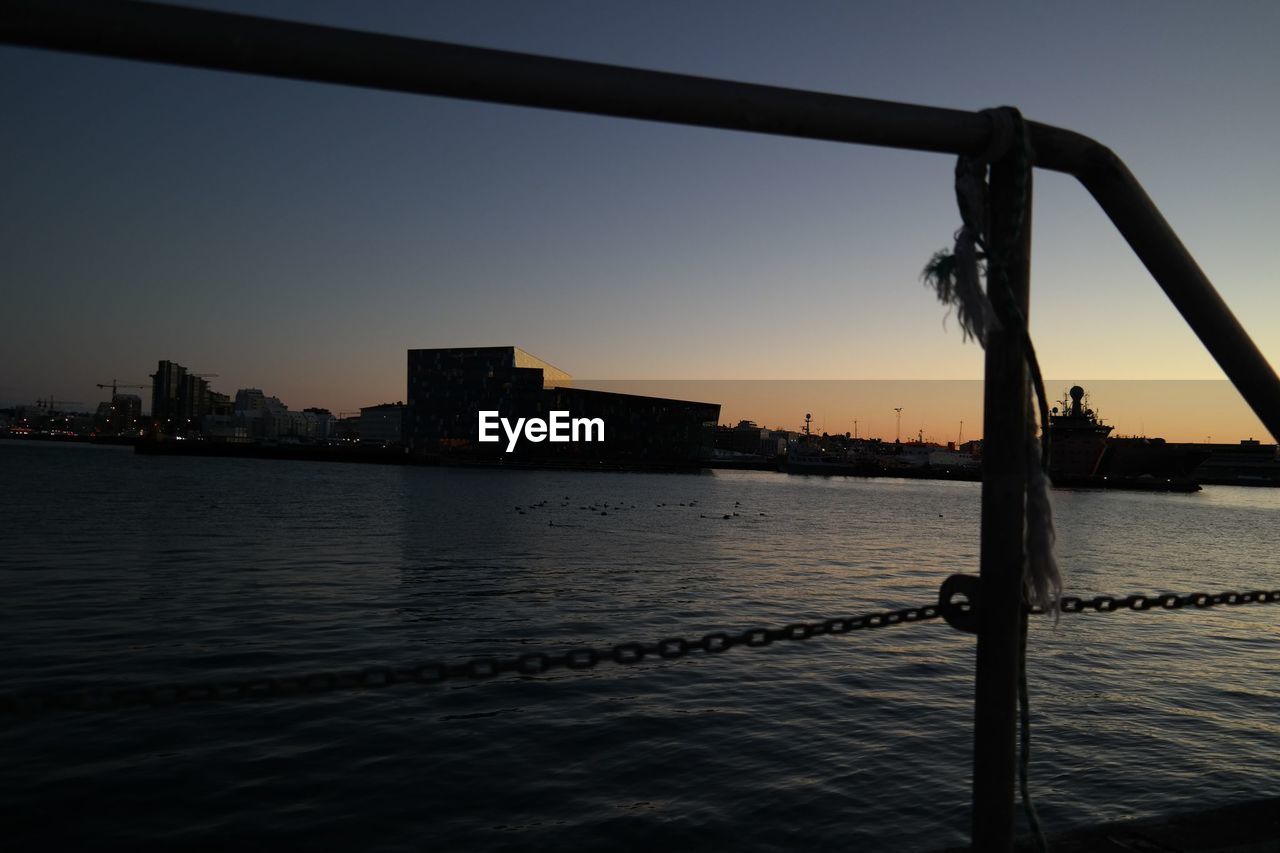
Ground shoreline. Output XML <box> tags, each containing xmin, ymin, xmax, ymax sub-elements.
<box><xmin>4</xmin><ymin>434</ymin><xmax>1274</xmax><ymax>488</ymax></box>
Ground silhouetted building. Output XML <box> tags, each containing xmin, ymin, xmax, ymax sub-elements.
<box><xmin>180</xmin><ymin>374</ymin><xmax>209</xmax><ymax>424</ymax></box>
<box><xmin>93</xmin><ymin>399</ymin><xmax>139</xmax><ymax>435</ymax></box>
<box><xmin>235</xmin><ymin>388</ymin><xmax>267</xmax><ymax>412</ymax></box>
<box><xmin>406</xmin><ymin>347</ymin><xmax>569</xmax><ymax>450</ymax></box>
<box><xmin>360</xmin><ymin>403</ymin><xmax>405</xmax><ymax>447</ymax></box>
<box><xmin>151</xmin><ymin>360</ymin><xmax>186</xmax><ymax>426</ymax></box>
<box><xmin>201</xmin><ymin>414</ymin><xmax>249</xmax><ymax>442</ymax></box>
<box><xmin>405</xmin><ymin>346</ymin><xmax>719</xmax><ymax>466</ymax></box>
<box><xmin>151</xmin><ymin>360</ymin><xmax>213</xmax><ymax>434</ymax></box>
<box><xmin>334</xmin><ymin>414</ymin><xmax>360</xmax><ymax>443</ymax></box>
<box><xmin>232</xmin><ymin>389</ymin><xmax>311</xmax><ymax>441</ymax></box>
<box><xmin>303</xmin><ymin>407</ymin><xmax>336</xmax><ymax>441</ymax></box>
<box><xmin>208</xmin><ymin>391</ymin><xmax>233</xmax><ymax>417</ymax></box>
<box><xmin>99</xmin><ymin>393</ymin><xmax>143</xmax><ymax>435</ymax></box>
<box><xmin>715</xmin><ymin>420</ymin><xmax>787</xmax><ymax>458</ymax></box>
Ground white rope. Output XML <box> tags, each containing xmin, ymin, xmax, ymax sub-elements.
<box><xmin>920</xmin><ymin>115</ymin><xmax>1061</xmax><ymax>617</ymax></box>
<box><xmin>1025</xmin><ymin>401</ymin><xmax>1061</xmax><ymax>618</ymax></box>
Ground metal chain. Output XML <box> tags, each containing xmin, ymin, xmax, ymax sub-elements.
<box><xmin>1033</xmin><ymin>589</ymin><xmax>1280</xmax><ymax>615</ymax></box>
<box><xmin>2</xmin><ymin>589</ymin><xmax>1276</xmax><ymax>717</ymax></box>
<box><xmin>0</xmin><ymin>602</ymin><xmax>945</xmax><ymax>716</ymax></box>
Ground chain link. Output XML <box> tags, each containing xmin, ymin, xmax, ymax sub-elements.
<box><xmin>2</xmin><ymin>589</ymin><xmax>1276</xmax><ymax>716</ymax></box>
<box><xmin>1033</xmin><ymin>589</ymin><xmax>1280</xmax><ymax>615</ymax></box>
<box><xmin>0</xmin><ymin>602</ymin><xmax>945</xmax><ymax>716</ymax></box>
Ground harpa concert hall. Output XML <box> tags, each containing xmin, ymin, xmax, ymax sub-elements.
<box><xmin>406</xmin><ymin>347</ymin><xmax>719</xmax><ymax>468</ymax></box>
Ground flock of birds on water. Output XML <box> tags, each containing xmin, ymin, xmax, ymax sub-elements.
<box><xmin>511</xmin><ymin>496</ymin><xmax>768</xmax><ymax>526</ymax></box>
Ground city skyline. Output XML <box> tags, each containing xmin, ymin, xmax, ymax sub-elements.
<box><xmin>2</xmin><ymin>1</ymin><xmax>1278</xmax><ymax>441</ymax></box>
<box><xmin>9</xmin><ymin>356</ymin><xmax>1268</xmax><ymax>445</ymax></box>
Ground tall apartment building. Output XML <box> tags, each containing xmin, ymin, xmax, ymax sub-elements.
<box><xmin>151</xmin><ymin>360</ymin><xmax>214</xmax><ymax>434</ymax></box>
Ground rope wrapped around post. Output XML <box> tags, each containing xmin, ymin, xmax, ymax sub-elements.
<box><xmin>921</xmin><ymin>106</ymin><xmax>1059</xmax><ymax>615</ymax></box>
<box><xmin>922</xmin><ymin>105</ymin><xmax>1055</xmax><ymax>851</ymax></box>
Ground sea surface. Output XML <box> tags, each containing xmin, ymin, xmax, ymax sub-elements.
<box><xmin>1</xmin><ymin>439</ymin><xmax>1277</xmax><ymax>851</ymax></box>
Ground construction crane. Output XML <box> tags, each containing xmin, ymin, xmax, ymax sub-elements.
<box><xmin>96</xmin><ymin>379</ymin><xmax>151</xmax><ymax>398</ymax></box>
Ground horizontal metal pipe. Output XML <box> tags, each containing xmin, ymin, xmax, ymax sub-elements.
<box><xmin>3</xmin><ymin>0</ymin><xmax>1278</xmax><ymax>438</ymax></box>
<box><xmin>0</xmin><ymin>0</ymin><xmax>995</xmax><ymax>156</ymax></box>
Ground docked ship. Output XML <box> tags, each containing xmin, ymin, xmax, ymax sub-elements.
<box><xmin>784</xmin><ymin>438</ymin><xmax>880</xmax><ymax>476</ymax></box>
<box><xmin>1047</xmin><ymin>385</ymin><xmax>1113</xmax><ymax>483</ymax></box>
<box><xmin>1048</xmin><ymin>385</ymin><xmax>1209</xmax><ymax>491</ymax></box>
<box><xmin>784</xmin><ymin>417</ymin><xmax>980</xmax><ymax>480</ymax></box>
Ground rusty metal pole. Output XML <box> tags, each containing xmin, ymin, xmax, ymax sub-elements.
<box><xmin>971</xmin><ymin>154</ymin><xmax>1033</xmax><ymax>851</ymax></box>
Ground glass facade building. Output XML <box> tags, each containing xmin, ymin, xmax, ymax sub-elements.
<box><xmin>406</xmin><ymin>347</ymin><xmax>719</xmax><ymax>467</ymax></box>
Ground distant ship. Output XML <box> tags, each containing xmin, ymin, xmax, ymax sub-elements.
<box><xmin>784</xmin><ymin>429</ymin><xmax>979</xmax><ymax>480</ymax></box>
<box><xmin>1047</xmin><ymin>385</ymin><xmax>1113</xmax><ymax>482</ymax></box>
<box><xmin>1048</xmin><ymin>385</ymin><xmax>1208</xmax><ymax>491</ymax></box>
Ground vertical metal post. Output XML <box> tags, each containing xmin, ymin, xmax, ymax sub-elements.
<box><xmin>971</xmin><ymin>155</ymin><xmax>1033</xmax><ymax>851</ymax></box>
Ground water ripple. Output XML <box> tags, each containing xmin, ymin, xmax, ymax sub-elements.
<box><xmin>0</xmin><ymin>441</ymin><xmax>1277</xmax><ymax>850</ymax></box>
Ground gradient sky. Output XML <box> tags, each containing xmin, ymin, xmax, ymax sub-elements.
<box><xmin>2</xmin><ymin>1</ymin><xmax>1277</xmax><ymax>439</ymax></box>
<box><xmin>577</xmin><ymin>380</ymin><xmax>1266</xmax><ymax>444</ymax></box>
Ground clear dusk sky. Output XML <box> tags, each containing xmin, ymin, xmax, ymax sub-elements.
<box><xmin>1</xmin><ymin>1</ymin><xmax>1277</xmax><ymax>441</ymax></box>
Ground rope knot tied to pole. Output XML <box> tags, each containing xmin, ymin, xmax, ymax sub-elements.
<box><xmin>921</xmin><ymin>105</ymin><xmax>1060</xmax><ymax>617</ymax></box>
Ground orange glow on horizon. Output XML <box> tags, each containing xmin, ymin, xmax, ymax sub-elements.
<box><xmin>573</xmin><ymin>379</ymin><xmax>1272</xmax><ymax>445</ymax></box>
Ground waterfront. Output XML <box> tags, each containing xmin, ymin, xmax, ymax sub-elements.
<box><xmin>1</xmin><ymin>440</ymin><xmax>1277</xmax><ymax>851</ymax></box>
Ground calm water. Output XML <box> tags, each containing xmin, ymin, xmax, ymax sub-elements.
<box><xmin>1</xmin><ymin>440</ymin><xmax>1277</xmax><ymax>851</ymax></box>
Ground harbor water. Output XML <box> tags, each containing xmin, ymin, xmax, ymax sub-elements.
<box><xmin>1</xmin><ymin>440</ymin><xmax>1277</xmax><ymax>851</ymax></box>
